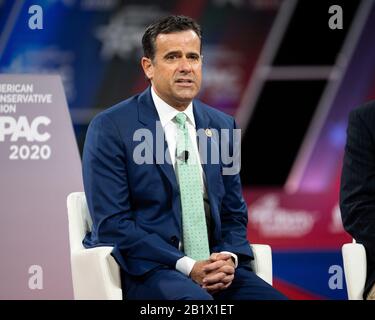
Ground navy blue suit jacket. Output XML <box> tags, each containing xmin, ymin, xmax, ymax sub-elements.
<box><xmin>82</xmin><ymin>87</ymin><xmax>253</xmax><ymax>277</ymax></box>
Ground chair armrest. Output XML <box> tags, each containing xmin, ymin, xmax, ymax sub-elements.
<box><xmin>342</xmin><ymin>243</ymin><xmax>367</xmax><ymax>300</ymax></box>
<box><xmin>71</xmin><ymin>246</ymin><xmax>122</xmax><ymax>300</ymax></box>
<box><xmin>250</xmin><ymin>244</ymin><xmax>273</xmax><ymax>285</ymax></box>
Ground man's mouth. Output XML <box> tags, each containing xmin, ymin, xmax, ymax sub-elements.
<box><xmin>175</xmin><ymin>79</ymin><xmax>194</xmax><ymax>83</ymax></box>
<box><xmin>175</xmin><ymin>79</ymin><xmax>194</xmax><ymax>87</ymax></box>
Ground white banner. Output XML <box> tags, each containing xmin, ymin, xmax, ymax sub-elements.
<box><xmin>0</xmin><ymin>74</ymin><xmax>83</xmax><ymax>299</ymax></box>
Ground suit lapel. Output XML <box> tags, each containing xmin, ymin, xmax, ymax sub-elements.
<box><xmin>193</xmin><ymin>100</ymin><xmax>220</xmax><ymax>187</ymax></box>
<box><xmin>137</xmin><ymin>88</ymin><xmax>178</xmax><ymax>192</ymax></box>
<box><xmin>193</xmin><ymin>100</ymin><xmax>221</xmax><ymax>231</ymax></box>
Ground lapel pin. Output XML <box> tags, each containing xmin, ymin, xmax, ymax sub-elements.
<box><xmin>205</xmin><ymin>128</ymin><xmax>212</xmax><ymax>137</ymax></box>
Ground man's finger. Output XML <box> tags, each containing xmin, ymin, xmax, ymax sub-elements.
<box><xmin>209</xmin><ymin>253</ymin><xmax>220</xmax><ymax>261</ymax></box>
<box><xmin>203</xmin><ymin>260</ymin><xmax>226</xmax><ymax>272</ymax></box>
<box><xmin>221</xmin><ymin>274</ymin><xmax>234</xmax><ymax>284</ymax></box>
<box><xmin>203</xmin><ymin>272</ymin><xmax>226</xmax><ymax>285</ymax></box>
<box><xmin>216</xmin><ymin>265</ymin><xmax>235</xmax><ymax>275</ymax></box>
<box><xmin>209</xmin><ymin>253</ymin><xmax>231</xmax><ymax>261</ymax></box>
<box><xmin>203</xmin><ymin>282</ymin><xmax>225</xmax><ymax>292</ymax></box>
<box><xmin>221</xmin><ymin>281</ymin><xmax>233</xmax><ymax>290</ymax></box>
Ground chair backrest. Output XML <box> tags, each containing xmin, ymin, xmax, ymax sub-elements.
<box><xmin>342</xmin><ymin>242</ymin><xmax>367</xmax><ymax>300</ymax></box>
<box><xmin>67</xmin><ymin>192</ymin><xmax>92</xmax><ymax>253</ymax></box>
<box><xmin>250</xmin><ymin>244</ymin><xmax>272</xmax><ymax>285</ymax></box>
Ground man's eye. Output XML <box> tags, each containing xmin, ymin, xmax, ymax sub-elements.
<box><xmin>166</xmin><ymin>55</ymin><xmax>178</xmax><ymax>60</ymax></box>
<box><xmin>188</xmin><ymin>55</ymin><xmax>200</xmax><ymax>62</ymax></box>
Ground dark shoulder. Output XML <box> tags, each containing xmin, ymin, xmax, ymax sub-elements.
<box><xmin>350</xmin><ymin>100</ymin><xmax>375</xmax><ymax>123</ymax></box>
<box><xmin>348</xmin><ymin>101</ymin><xmax>375</xmax><ymax>140</ymax></box>
<box><xmin>195</xmin><ymin>100</ymin><xmax>235</xmax><ymax>128</ymax></box>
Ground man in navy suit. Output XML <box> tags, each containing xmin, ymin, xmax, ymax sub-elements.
<box><xmin>340</xmin><ymin>101</ymin><xmax>375</xmax><ymax>300</ymax></box>
<box><xmin>82</xmin><ymin>15</ymin><xmax>285</xmax><ymax>300</ymax></box>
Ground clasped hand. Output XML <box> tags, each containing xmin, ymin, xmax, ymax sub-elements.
<box><xmin>190</xmin><ymin>253</ymin><xmax>235</xmax><ymax>294</ymax></box>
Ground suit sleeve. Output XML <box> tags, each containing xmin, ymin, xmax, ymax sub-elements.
<box><xmin>340</xmin><ymin>109</ymin><xmax>375</xmax><ymax>261</ymax></box>
<box><xmin>212</xmin><ymin>118</ymin><xmax>253</xmax><ymax>264</ymax></box>
<box><xmin>82</xmin><ymin>113</ymin><xmax>184</xmax><ymax>276</ymax></box>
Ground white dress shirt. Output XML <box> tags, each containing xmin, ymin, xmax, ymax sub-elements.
<box><xmin>151</xmin><ymin>86</ymin><xmax>238</xmax><ymax>277</ymax></box>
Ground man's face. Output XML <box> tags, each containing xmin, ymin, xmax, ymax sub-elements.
<box><xmin>142</xmin><ymin>30</ymin><xmax>202</xmax><ymax>110</ymax></box>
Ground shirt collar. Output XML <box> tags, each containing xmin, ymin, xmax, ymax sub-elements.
<box><xmin>151</xmin><ymin>86</ymin><xmax>195</xmax><ymax>128</ymax></box>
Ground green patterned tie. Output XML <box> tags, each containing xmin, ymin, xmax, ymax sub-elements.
<box><xmin>174</xmin><ymin>112</ymin><xmax>210</xmax><ymax>261</ymax></box>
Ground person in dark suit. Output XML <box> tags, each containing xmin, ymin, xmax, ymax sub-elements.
<box><xmin>82</xmin><ymin>15</ymin><xmax>285</xmax><ymax>300</ymax></box>
<box><xmin>340</xmin><ymin>101</ymin><xmax>375</xmax><ymax>300</ymax></box>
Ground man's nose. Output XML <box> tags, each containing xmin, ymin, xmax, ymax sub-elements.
<box><xmin>177</xmin><ymin>57</ymin><xmax>192</xmax><ymax>73</ymax></box>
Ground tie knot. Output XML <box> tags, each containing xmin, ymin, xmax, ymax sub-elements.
<box><xmin>175</xmin><ymin>112</ymin><xmax>187</xmax><ymax>128</ymax></box>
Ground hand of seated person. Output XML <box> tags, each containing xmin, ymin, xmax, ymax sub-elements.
<box><xmin>189</xmin><ymin>253</ymin><xmax>235</xmax><ymax>294</ymax></box>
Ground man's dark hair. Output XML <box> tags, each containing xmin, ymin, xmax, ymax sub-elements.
<box><xmin>142</xmin><ymin>15</ymin><xmax>202</xmax><ymax>60</ymax></box>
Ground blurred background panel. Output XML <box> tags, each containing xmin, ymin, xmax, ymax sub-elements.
<box><xmin>1</xmin><ymin>0</ymin><xmax>375</xmax><ymax>299</ymax></box>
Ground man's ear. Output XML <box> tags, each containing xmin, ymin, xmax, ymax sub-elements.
<box><xmin>141</xmin><ymin>57</ymin><xmax>153</xmax><ymax>80</ymax></box>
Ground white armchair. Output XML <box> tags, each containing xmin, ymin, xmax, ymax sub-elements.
<box><xmin>342</xmin><ymin>240</ymin><xmax>367</xmax><ymax>300</ymax></box>
<box><xmin>67</xmin><ymin>192</ymin><xmax>274</xmax><ymax>300</ymax></box>
<box><xmin>67</xmin><ymin>192</ymin><xmax>122</xmax><ymax>300</ymax></box>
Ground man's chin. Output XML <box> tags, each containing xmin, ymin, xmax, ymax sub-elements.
<box><xmin>174</xmin><ymin>91</ymin><xmax>198</xmax><ymax>103</ymax></box>
<box><xmin>175</xmin><ymin>96</ymin><xmax>195</xmax><ymax>107</ymax></box>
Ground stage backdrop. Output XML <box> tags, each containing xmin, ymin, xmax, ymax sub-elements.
<box><xmin>0</xmin><ymin>74</ymin><xmax>81</xmax><ymax>299</ymax></box>
<box><xmin>2</xmin><ymin>0</ymin><xmax>375</xmax><ymax>300</ymax></box>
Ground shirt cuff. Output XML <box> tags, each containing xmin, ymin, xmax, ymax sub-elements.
<box><xmin>176</xmin><ymin>256</ymin><xmax>196</xmax><ymax>277</ymax></box>
<box><xmin>220</xmin><ymin>251</ymin><xmax>238</xmax><ymax>268</ymax></box>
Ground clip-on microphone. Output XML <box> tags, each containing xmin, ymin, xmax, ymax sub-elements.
<box><xmin>177</xmin><ymin>150</ymin><xmax>189</xmax><ymax>163</ymax></box>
